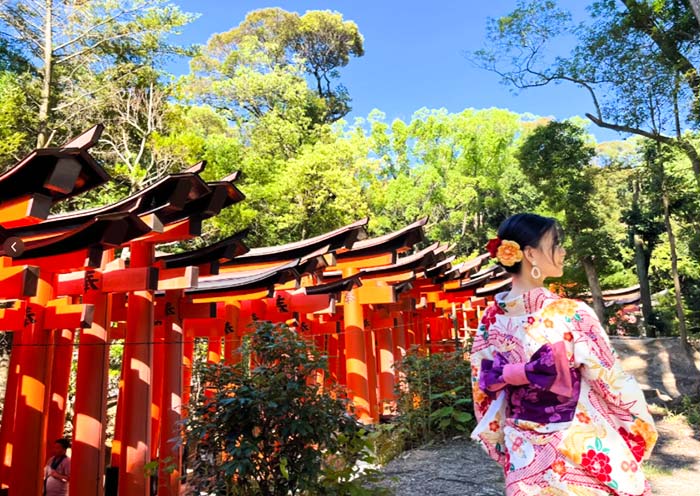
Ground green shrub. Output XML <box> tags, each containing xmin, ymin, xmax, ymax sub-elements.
<box><xmin>183</xmin><ymin>321</ymin><xmax>385</xmax><ymax>495</ymax></box>
<box><xmin>677</xmin><ymin>395</ymin><xmax>700</xmax><ymax>426</ymax></box>
<box><xmin>393</xmin><ymin>347</ymin><xmax>474</xmax><ymax>448</ymax></box>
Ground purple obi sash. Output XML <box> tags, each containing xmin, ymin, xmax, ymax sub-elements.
<box><xmin>479</xmin><ymin>341</ymin><xmax>581</xmax><ymax>424</ymax></box>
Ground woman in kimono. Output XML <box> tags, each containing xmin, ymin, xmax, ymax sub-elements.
<box><xmin>44</xmin><ymin>438</ymin><xmax>70</xmax><ymax>496</ymax></box>
<box><xmin>470</xmin><ymin>213</ymin><xmax>657</xmax><ymax>496</ymax></box>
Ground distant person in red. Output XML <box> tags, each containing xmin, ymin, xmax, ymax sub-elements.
<box><xmin>44</xmin><ymin>438</ymin><xmax>70</xmax><ymax>496</ymax></box>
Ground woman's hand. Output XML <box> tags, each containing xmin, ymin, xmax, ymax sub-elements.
<box><xmin>49</xmin><ymin>470</ymin><xmax>67</xmax><ymax>482</ymax></box>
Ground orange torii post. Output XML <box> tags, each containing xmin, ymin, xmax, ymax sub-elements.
<box><xmin>8</xmin><ymin>272</ymin><xmax>56</xmax><ymax>496</ymax></box>
<box><xmin>387</xmin><ymin>300</ymin><xmax>411</xmax><ymax>389</ymax></box>
<box><xmin>159</xmin><ymin>290</ymin><xmax>185</xmax><ymax>496</ymax></box>
<box><xmin>46</xmin><ymin>324</ymin><xmax>75</xmax><ymax>447</ymax></box>
<box><xmin>323</xmin><ymin>221</ymin><xmax>428</xmax><ymax>422</ymax></box>
<box><xmin>371</xmin><ymin>310</ymin><xmax>397</xmax><ymax>414</ymax></box>
<box><xmin>151</xmin><ymin>323</ymin><xmax>165</xmax><ymax>459</ymax></box>
<box><xmin>72</xmin><ymin>262</ymin><xmax>112</xmax><ymax>496</ymax></box>
<box><xmin>6</xmin><ymin>215</ymin><xmax>151</xmax><ymax>496</ymax></box>
<box><xmin>339</xmin><ymin>268</ymin><xmax>372</xmax><ymax>422</ymax></box>
<box><xmin>117</xmin><ymin>219</ymin><xmax>202</xmax><ymax>496</ymax></box>
<box><xmin>118</xmin><ymin>240</ymin><xmax>157</xmax><ymax>496</ymax></box>
<box><xmin>4</xmin><ymin>251</ymin><xmax>98</xmax><ymax>496</ymax></box>
<box><xmin>0</xmin><ymin>262</ymin><xmax>40</xmax><ymax>489</ymax></box>
<box><xmin>222</xmin><ymin>302</ymin><xmax>241</xmax><ymax>364</ymax></box>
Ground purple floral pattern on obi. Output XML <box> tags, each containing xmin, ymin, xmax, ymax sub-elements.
<box><xmin>480</xmin><ymin>342</ymin><xmax>573</xmax><ymax>398</ymax></box>
<box><xmin>479</xmin><ymin>341</ymin><xmax>581</xmax><ymax>424</ymax></box>
<box><xmin>509</xmin><ymin>368</ymin><xmax>581</xmax><ymax>423</ymax></box>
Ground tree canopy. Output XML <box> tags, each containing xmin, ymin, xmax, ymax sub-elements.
<box><xmin>0</xmin><ymin>4</ymin><xmax>695</xmax><ymax>336</ymax></box>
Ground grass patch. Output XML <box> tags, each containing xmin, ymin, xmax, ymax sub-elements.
<box><xmin>642</xmin><ymin>463</ymin><xmax>673</xmax><ymax>478</ymax></box>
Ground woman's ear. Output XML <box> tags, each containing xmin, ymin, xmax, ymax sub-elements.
<box><xmin>523</xmin><ymin>245</ymin><xmax>536</xmax><ymax>265</ymax></box>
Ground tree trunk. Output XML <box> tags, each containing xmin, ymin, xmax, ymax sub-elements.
<box><xmin>633</xmin><ymin>234</ymin><xmax>655</xmax><ymax>337</ymax></box>
<box><xmin>676</xmin><ymin>139</ymin><xmax>700</xmax><ymax>188</ymax></box>
<box><xmin>581</xmin><ymin>256</ymin><xmax>606</xmax><ymax>326</ymax></box>
<box><xmin>690</xmin><ymin>0</ymin><xmax>700</xmax><ymax>29</ymax></box>
<box><xmin>662</xmin><ymin>192</ymin><xmax>689</xmax><ymax>350</ymax></box>
<box><xmin>37</xmin><ymin>0</ymin><xmax>53</xmax><ymax>148</ymax></box>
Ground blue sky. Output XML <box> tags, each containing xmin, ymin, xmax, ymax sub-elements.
<box><xmin>169</xmin><ymin>1</ymin><xmax>621</xmax><ymax>142</ymax></box>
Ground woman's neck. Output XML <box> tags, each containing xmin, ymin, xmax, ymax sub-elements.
<box><xmin>505</xmin><ymin>274</ymin><xmax>544</xmax><ymax>300</ymax></box>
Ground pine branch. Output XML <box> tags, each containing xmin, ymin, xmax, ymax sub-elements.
<box><xmin>53</xmin><ymin>5</ymin><xmax>143</xmax><ymax>53</ymax></box>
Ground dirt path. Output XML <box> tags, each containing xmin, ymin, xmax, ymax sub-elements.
<box><xmin>377</xmin><ymin>412</ymin><xmax>699</xmax><ymax>496</ymax></box>
<box><xmin>645</xmin><ymin>409</ymin><xmax>700</xmax><ymax>495</ymax></box>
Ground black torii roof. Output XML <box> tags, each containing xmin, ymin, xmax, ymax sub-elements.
<box><xmin>9</xmin><ymin>211</ymin><xmax>152</xmax><ymax>266</ymax></box>
<box><xmin>335</xmin><ymin>218</ymin><xmax>427</xmax><ymax>261</ymax></box>
<box><xmin>0</xmin><ymin>125</ymin><xmax>109</xmax><ymax>203</ymax></box>
<box><xmin>157</xmin><ymin>230</ymin><xmax>249</xmax><ymax>273</ymax></box>
<box><xmin>222</xmin><ymin>218</ymin><xmax>368</xmax><ymax>266</ymax></box>
<box><xmin>8</xmin><ymin>162</ymin><xmax>243</xmax><ymax>237</ymax></box>
<box><xmin>360</xmin><ymin>242</ymin><xmax>441</xmax><ymax>277</ymax></box>
<box><xmin>187</xmin><ymin>259</ymin><xmax>301</xmax><ymax>296</ymax></box>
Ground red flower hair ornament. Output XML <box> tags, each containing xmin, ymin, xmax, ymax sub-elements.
<box><xmin>485</xmin><ymin>237</ymin><xmax>523</xmax><ymax>267</ymax></box>
<box><xmin>486</xmin><ymin>237</ymin><xmax>502</xmax><ymax>258</ymax></box>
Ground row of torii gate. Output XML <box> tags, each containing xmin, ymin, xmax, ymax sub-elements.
<box><xmin>0</xmin><ymin>126</ymin><xmax>511</xmax><ymax>496</ymax></box>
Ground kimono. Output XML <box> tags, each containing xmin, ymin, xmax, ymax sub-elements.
<box><xmin>44</xmin><ymin>454</ymin><xmax>70</xmax><ymax>496</ymax></box>
<box><xmin>470</xmin><ymin>287</ymin><xmax>657</xmax><ymax>496</ymax></box>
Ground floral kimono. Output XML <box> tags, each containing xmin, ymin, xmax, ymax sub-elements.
<box><xmin>470</xmin><ymin>288</ymin><xmax>657</xmax><ymax>496</ymax></box>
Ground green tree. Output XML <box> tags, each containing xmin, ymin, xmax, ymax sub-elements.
<box><xmin>288</xmin><ymin>10</ymin><xmax>365</xmax><ymax>121</ymax></box>
<box><xmin>642</xmin><ymin>142</ymin><xmax>699</xmax><ymax>349</ymax></box>
<box><xmin>187</xmin><ymin>8</ymin><xmax>363</xmax><ymax>126</ymax></box>
<box><xmin>612</xmin><ymin>139</ymin><xmax>667</xmax><ymax>336</ymax></box>
<box><xmin>361</xmin><ymin>108</ymin><xmax>538</xmax><ymax>256</ymax></box>
<box><xmin>474</xmin><ymin>0</ymin><xmax>700</xmax><ymax>187</ymax></box>
<box><xmin>517</xmin><ymin>120</ymin><xmax>613</xmax><ymax>323</ymax></box>
<box><xmin>0</xmin><ymin>0</ymin><xmax>194</xmax><ymax>148</ymax></box>
<box><xmin>0</xmin><ymin>72</ymin><xmax>35</xmax><ymax>168</ymax></box>
<box><xmin>81</xmin><ymin>75</ymin><xmax>177</xmax><ymax>195</ymax></box>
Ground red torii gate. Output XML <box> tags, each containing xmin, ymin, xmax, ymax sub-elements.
<box><xmin>0</xmin><ymin>126</ymin><xmax>119</xmax><ymax>494</ymax></box>
<box><xmin>0</xmin><ymin>125</ymin><xmax>246</xmax><ymax>496</ymax></box>
<box><xmin>0</xmin><ymin>125</ymin><xmax>520</xmax><ymax>496</ymax></box>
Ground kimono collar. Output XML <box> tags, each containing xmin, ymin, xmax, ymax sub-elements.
<box><xmin>495</xmin><ymin>287</ymin><xmax>555</xmax><ymax>316</ymax></box>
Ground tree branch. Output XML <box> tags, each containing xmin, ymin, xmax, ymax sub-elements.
<box><xmin>621</xmin><ymin>0</ymin><xmax>700</xmax><ymax>107</ymax></box>
<box><xmin>53</xmin><ymin>5</ymin><xmax>143</xmax><ymax>53</ymax></box>
<box><xmin>584</xmin><ymin>113</ymin><xmax>673</xmax><ymax>142</ymax></box>
<box><xmin>54</xmin><ymin>31</ymin><xmax>136</xmax><ymax>65</ymax></box>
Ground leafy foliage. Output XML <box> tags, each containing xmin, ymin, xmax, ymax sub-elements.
<box><xmin>187</xmin><ymin>8</ymin><xmax>363</xmax><ymax>124</ymax></box>
<box><xmin>393</xmin><ymin>348</ymin><xmax>474</xmax><ymax>448</ymax></box>
<box><xmin>360</xmin><ymin>108</ymin><xmax>537</xmax><ymax>255</ymax></box>
<box><xmin>183</xmin><ymin>322</ymin><xmax>384</xmax><ymax>495</ymax></box>
<box><xmin>474</xmin><ymin>0</ymin><xmax>700</xmax><ymax>186</ymax></box>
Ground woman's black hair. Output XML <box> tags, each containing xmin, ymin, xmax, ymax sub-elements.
<box><xmin>55</xmin><ymin>438</ymin><xmax>70</xmax><ymax>450</ymax></box>
<box><xmin>496</xmin><ymin>213</ymin><xmax>563</xmax><ymax>274</ymax></box>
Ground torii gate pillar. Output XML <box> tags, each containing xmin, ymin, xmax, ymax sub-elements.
<box><xmin>9</xmin><ymin>274</ymin><xmax>55</xmax><ymax>496</ymax></box>
<box><xmin>157</xmin><ymin>290</ymin><xmax>184</xmax><ymax>496</ymax></box>
<box><xmin>341</xmin><ymin>267</ymin><xmax>372</xmax><ymax>423</ymax></box>
<box><xmin>118</xmin><ymin>242</ymin><xmax>155</xmax><ymax>496</ymax></box>
<box><xmin>72</xmin><ymin>271</ymin><xmax>111</xmax><ymax>496</ymax></box>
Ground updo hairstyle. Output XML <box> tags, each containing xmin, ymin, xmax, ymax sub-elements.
<box><xmin>496</xmin><ymin>213</ymin><xmax>563</xmax><ymax>274</ymax></box>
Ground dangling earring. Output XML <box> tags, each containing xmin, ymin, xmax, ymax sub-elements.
<box><xmin>531</xmin><ymin>264</ymin><xmax>542</xmax><ymax>280</ymax></box>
